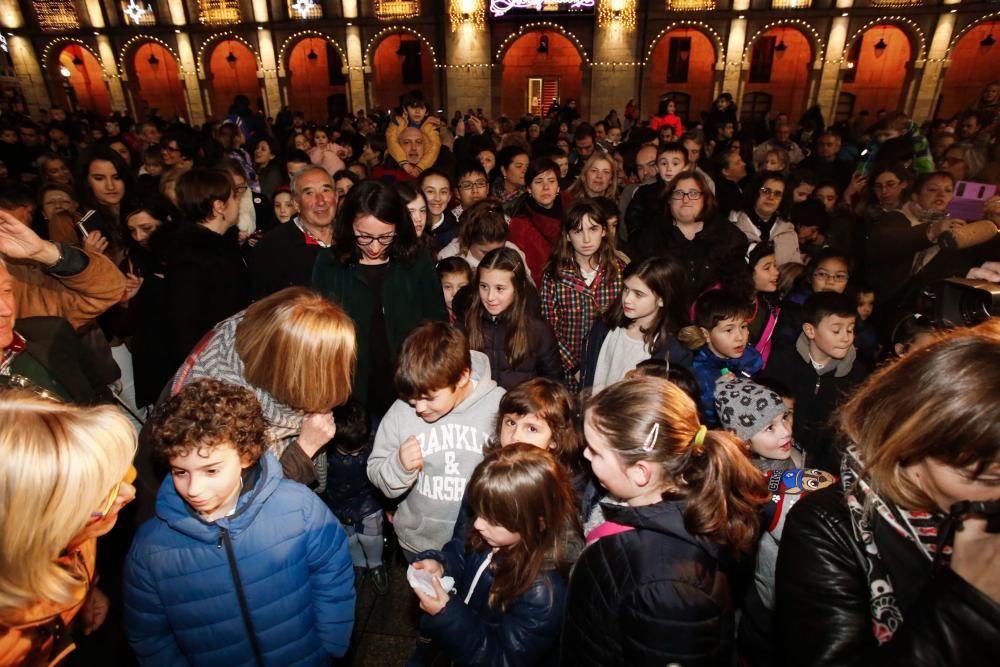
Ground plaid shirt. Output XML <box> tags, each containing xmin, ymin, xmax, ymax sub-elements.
<box><xmin>541</xmin><ymin>257</ymin><xmax>626</xmax><ymax>391</ymax></box>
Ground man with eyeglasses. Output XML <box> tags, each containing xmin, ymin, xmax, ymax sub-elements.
<box><xmin>450</xmin><ymin>163</ymin><xmax>490</xmax><ymax>221</ymax></box>
<box><xmin>251</xmin><ymin>165</ymin><xmax>337</xmax><ymax>299</ymax></box>
<box><xmin>160</xmin><ymin>127</ymin><xmax>197</xmax><ymax>171</ymax></box>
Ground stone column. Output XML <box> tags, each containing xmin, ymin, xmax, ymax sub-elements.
<box><xmin>6</xmin><ymin>37</ymin><xmax>51</xmax><ymax>116</ymax></box>
<box><xmin>910</xmin><ymin>13</ymin><xmax>956</xmax><ymax>123</ymax></box>
<box><xmin>443</xmin><ymin>5</ymin><xmax>492</xmax><ymax>118</ymax></box>
<box><xmin>175</xmin><ymin>33</ymin><xmax>207</xmax><ymax>125</ymax></box>
<box><xmin>590</xmin><ymin>21</ymin><xmax>640</xmax><ymax>123</ymax></box>
<box><xmin>342</xmin><ymin>0</ymin><xmax>366</xmax><ymax>112</ymax></box>
<box><xmin>96</xmin><ymin>36</ymin><xmax>128</xmax><ymax>113</ymax></box>
<box><xmin>816</xmin><ymin>15</ymin><xmax>850</xmax><ymax>123</ymax></box>
<box><xmin>256</xmin><ymin>29</ymin><xmax>282</xmax><ymax>119</ymax></box>
<box><xmin>722</xmin><ymin>16</ymin><xmax>748</xmax><ymax>100</ymax></box>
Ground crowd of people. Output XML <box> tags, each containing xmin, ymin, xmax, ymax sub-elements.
<box><xmin>1</xmin><ymin>79</ymin><xmax>1000</xmax><ymax>666</ymax></box>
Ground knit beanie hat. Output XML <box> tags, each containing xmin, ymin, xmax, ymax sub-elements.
<box><xmin>714</xmin><ymin>374</ymin><xmax>786</xmax><ymax>441</ymax></box>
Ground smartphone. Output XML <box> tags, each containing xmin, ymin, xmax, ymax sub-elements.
<box><xmin>76</xmin><ymin>209</ymin><xmax>99</xmax><ymax>237</ymax></box>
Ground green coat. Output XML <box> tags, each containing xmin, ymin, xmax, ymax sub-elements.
<box><xmin>311</xmin><ymin>250</ymin><xmax>448</xmax><ymax>403</ymax></box>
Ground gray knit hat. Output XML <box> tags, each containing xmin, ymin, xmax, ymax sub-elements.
<box><xmin>714</xmin><ymin>374</ymin><xmax>786</xmax><ymax>441</ymax></box>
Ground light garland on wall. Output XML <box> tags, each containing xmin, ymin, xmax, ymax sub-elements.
<box><xmin>278</xmin><ymin>31</ymin><xmax>348</xmax><ymax>73</ymax></box>
<box><xmin>375</xmin><ymin>0</ymin><xmax>421</xmax><ymax>21</ymax></box>
<box><xmin>493</xmin><ymin>21</ymin><xmax>591</xmax><ymax>64</ymax></box>
<box><xmin>871</xmin><ymin>0</ymin><xmax>921</xmax><ymax>6</ymax></box>
<box><xmin>597</xmin><ymin>0</ymin><xmax>635</xmax><ymax>30</ymax></box>
<box><xmin>364</xmin><ymin>26</ymin><xmax>439</xmax><ymax>68</ymax></box>
<box><xmin>771</xmin><ymin>0</ymin><xmax>812</xmax><ymax>7</ymax></box>
<box><xmin>33</xmin><ymin>1</ymin><xmax>80</xmax><ymax>32</ymax></box>
<box><xmin>644</xmin><ymin>22</ymin><xmax>725</xmax><ymax>67</ymax></box>
<box><xmin>198</xmin><ymin>0</ymin><xmax>241</xmax><ymax>25</ymax></box>
<box><xmin>195</xmin><ymin>32</ymin><xmax>261</xmax><ymax>78</ymax></box>
<box><xmin>741</xmin><ymin>19</ymin><xmax>826</xmax><ymax>66</ymax></box>
<box><xmin>843</xmin><ymin>16</ymin><xmax>927</xmax><ymax>62</ymax></box>
<box><xmin>122</xmin><ymin>0</ymin><xmax>155</xmax><ymax>25</ymax></box>
<box><xmin>449</xmin><ymin>0</ymin><xmax>486</xmax><ymax>32</ymax></box>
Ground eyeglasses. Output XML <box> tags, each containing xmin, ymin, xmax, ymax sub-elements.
<box><xmin>670</xmin><ymin>189</ymin><xmax>702</xmax><ymax>201</ymax></box>
<box><xmin>813</xmin><ymin>270</ymin><xmax>849</xmax><ymax>283</ymax></box>
<box><xmin>759</xmin><ymin>187</ymin><xmax>784</xmax><ymax>199</ymax></box>
<box><xmin>458</xmin><ymin>180</ymin><xmax>488</xmax><ymax>191</ymax></box>
<box><xmin>355</xmin><ymin>233</ymin><xmax>396</xmax><ymax>246</ymax></box>
<box><xmin>92</xmin><ymin>465</ymin><xmax>137</xmax><ymax>519</ymax></box>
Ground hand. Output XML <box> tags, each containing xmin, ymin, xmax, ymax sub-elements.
<box><xmin>237</xmin><ymin>230</ymin><xmax>250</xmax><ymax>246</ymax></box>
<box><xmin>0</xmin><ymin>208</ymin><xmax>60</xmax><ymax>265</ymax></box>
<box><xmin>403</xmin><ymin>164</ymin><xmax>421</xmax><ymax>177</ymax></box>
<box><xmin>951</xmin><ymin>516</ymin><xmax>1000</xmax><ymax>604</ymax></box>
<box><xmin>455</xmin><ymin>120</ymin><xmax>466</xmax><ymax>137</ymax></box>
<box><xmin>468</xmin><ymin>116</ymin><xmax>484</xmax><ymax>136</ymax></box>
<box><xmin>984</xmin><ymin>196</ymin><xmax>1000</xmax><ymax>223</ymax></box>
<box><xmin>398</xmin><ymin>435</ymin><xmax>424</xmax><ymax>472</ymax></box>
<box><xmin>927</xmin><ymin>217</ymin><xmax>966</xmax><ymax>243</ymax></box>
<box><xmin>412</xmin><ymin>559</ymin><xmax>444</xmax><ymax>579</ymax></box>
<box><xmin>82</xmin><ymin>230</ymin><xmax>109</xmax><ymax>255</ymax></box>
<box><xmin>298</xmin><ymin>412</ymin><xmax>337</xmax><ymax>458</ymax></box>
<box><xmin>966</xmin><ymin>261</ymin><xmax>1000</xmax><ymax>282</ymax></box>
<box><xmin>80</xmin><ymin>587</ymin><xmax>110</xmax><ymax>635</ymax></box>
<box><xmin>413</xmin><ymin>575</ymin><xmax>450</xmax><ymax>616</ymax></box>
<box><xmin>122</xmin><ymin>273</ymin><xmax>144</xmax><ymax>302</ymax></box>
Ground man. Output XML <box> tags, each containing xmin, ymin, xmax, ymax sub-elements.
<box><xmin>799</xmin><ymin>131</ymin><xmax>855</xmax><ymax>192</ymax></box>
<box><xmin>617</xmin><ymin>144</ymin><xmax>659</xmax><ymax>236</ymax></box>
<box><xmin>46</xmin><ymin>126</ymin><xmax>74</xmax><ymax>161</ymax></box>
<box><xmin>371</xmin><ymin>127</ymin><xmax>424</xmax><ymax>183</ymax></box>
<box><xmin>752</xmin><ymin>122</ymin><xmax>805</xmax><ymax>170</ymax></box>
<box><xmin>679</xmin><ymin>132</ymin><xmax>717</xmax><ymax>193</ymax></box>
<box><xmin>251</xmin><ymin>166</ymin><xmax>337</xmax><ymax>299</ymax></box>
<box><xmin>714</xmin><ymin>149</ymin><xmax>748</xmax><ymax>217</ymax></box>
<box><xmin>569</xmin><ymin>124</ymin><xmax>597</xmax><ymax>178</ymax></box>
<box><xmin>137</xmin><ymin>122</ymin><xmax>162</xmax><ymax>152</ymax></box>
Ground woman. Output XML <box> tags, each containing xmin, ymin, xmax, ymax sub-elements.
<box><xmin>0</xmin><ymin>394</ymin><xmax>136</xmax><ymax>665</ymax></box>
<box><xmin>776</xmin><ymin>320</ymin><xmax>1000</xmax><ymax>665</ymax></box>
<box><xmin>627</xmin><ymin>170</ymin><xmax>748</xmax><ymax>298</ymax></box>
<box><xmin>491</xmin><ymin>146</ymin><xmax>530</xmax><ymax>218</ymax></box>
<box><xmin>75</xmin><ymin>145</ymin><xmax>136</xmax><ymax>263</ymax></box>
<box><xmin>37</xmin><ymin>153</ymin><xmax>74</xmax><ymax>187</ymax></box>
<box><xmin>312</xmin><ymin>180</ymin><xmax>448</xmax><ymax>419</ymax></box>
<box><xmin>730</xmin><ymin>171</ymin><xmax>803</xmax><ymax>267</ymax></box>
<box><xmin>649</xmin><ymin>97</ymin><xmax>683</xmax><ymax>137</ymax></box>
<box><xmin>565</xmin><ymin>153</ymin><xmax>618</xmax><ymax>203</ymax></box>
<box><xmin>254</xmin><ymin>136</ymin><xmax>284</xmax><ymax>199</ymax></box>
<box><xmin>37</xmin><ymin>183</ymin><xmax>79</xmax><ymax>245</ymax></box>
<box><xmin>164</xmin><ymin>167</ymin><xmax>250</xmax><ymax>369</ymax></box>
<box><xmin>507</xmin><ymin>158</ymin><xmax>565</xmax><ymax>284</ymax></box>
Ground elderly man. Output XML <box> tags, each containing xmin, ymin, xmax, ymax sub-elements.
<box><xmin>251</xmin><ymin>165</ymin><xmax>338</xmax><ymax>299</ymax></box>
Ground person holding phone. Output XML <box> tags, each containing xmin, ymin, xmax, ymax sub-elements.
<box><xmin>776</xmin><ymin>319</ymin><xmax>1000</xmax><ymax>665</ymax></box>
<box><xmin>74</xmin><ymin>145</ymin><xmax>136</xmax><ymax>264</ymax></box>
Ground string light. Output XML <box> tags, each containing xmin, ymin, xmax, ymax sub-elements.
<box><xmin>123</xmin><ymin>0</ymin><xmax>155</xmax><ymax>25</ymax></box>
<box><xmin>667</xmin><ymin>0</ymin><xmax>715</xmax><ymax>9</ymax></box>
<box><xmin>494</xmin><ymin>22</ymin><xmax>590</xmax><ymax>64</ymax></box>
<box><xmin>449</xmin><ymin>0</ymin><xmax>486</xmax><ymax>32</ymax></box>
<box><xmin>597</xmin><ymin>0</ymin><xmax>636</xmax><ymax>30</ymax></box>
<box><xmin>365</xmin><ymin>26</ymin><xmax>439</xmax><ymax>68</ymax></box>
<box><xmin>375</xmin><ymin>0</ymin><xmax>421</xmax><ymax>20</ymax></box>
<box><xmin>34</xmin><ymin>1</ymin><xmax>80</xmax><ymax>31</ymax></box>
<box><xmin>198</xmin><ymin>0</ymin><xmax>241</xmax><ymax>25</ymax></box>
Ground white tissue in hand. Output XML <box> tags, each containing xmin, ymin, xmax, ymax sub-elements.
<box><xmin>406</xmin><ymin>564</ymin><xmax>455</xmax><ymax>599</ymax></box>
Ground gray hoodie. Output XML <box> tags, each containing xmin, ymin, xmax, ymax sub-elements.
<box><xmin>367</xmin><ymin>351</ymin><xmax>505</xmax><ymax>553</ymax></box>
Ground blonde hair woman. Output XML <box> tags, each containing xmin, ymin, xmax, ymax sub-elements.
<box><xmin>0</xmin><ymin>393</ymin><xmax>136</xmax><ymax>665</ymax></box>
<box><xmin>566</xmin><ymin>153</ymin><xmax>619</xmax><ymax>202</ymax></box>
<box><xmin>776</xmin><ymin>319</ymin><xmax>1000</xmax><ymax>664</ymax></box>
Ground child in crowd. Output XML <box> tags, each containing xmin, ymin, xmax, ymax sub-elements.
<box><xmin>142</xmin><ymin>145</ymin><xmax>165</xmax><ymax>177</ymax></box>
<box><xmin>720</xmin><ymin>241</ymin><xmax>782</xmax><ymax>366</ymax></box>
<box><xmin>761</xmin><ymin>291</ymin><xmax>870</xmax><ymax>472</ymax></box>
<box><xmin>409</xmin><ymin>445</ymin><xmax>581</xmax><ymax>666</ymax></box>
<box><xmin>419</xmin><ymin>169</ymin><xmax>459</xmax><ymax>249</ymax></box>
<box><xmin>715</xmin><ymin>374</ymin><xmax>803</xmax><ymax>472</ymax></box>
<box><xmin>386</xmin><ymin>90</ymin><xmax>441</xmax><ymax>177</ymax></box>
<box><xmin>682</xmin><ymin>290</ymin><xmax>764</xmax><ymax>426</ymax></box>
<box><xmin>853</xmin><ymin>284</ymin><xmax>879</xmax><ymax>363</ymax></box>
<box><xmin>776</xmin><ymin>247</ymin><xmax>853</xmax><ymax>346</ymax></box>
<box><xmin>583</xmin><ymin>256</ymin><xmax>693</xmax><ymax>389</ymax></box>
<box><xmin>541</xmin><ymin>199</ymin><xmax>626</xmax><ymax>390</ymax></box>
<box><xmin>397</xmin><ymin>182</ymin><xmax>436</xmax><ymax>256</ymax></box>
<box><xmin>764</xmin><ymin>147</ymin><xmax>791</xmax><ymax>175</ymax></box>
<box><xmin>463</xmin><ymin>247</ymin><xmax>561</xmax><ymax>391</ymax></box>
<box><xmin>791</xmin><ymin>199</ymin><xmax>830</xmax><ymax>260</ymax></box>
<box><xmin>889</xmin><ymin>312</ymin><xmax>938</xmax><ymax>357</ymax></box>
<box><xmin>436</xmin><ymin>256</ymin><xmax>473</xmax><ymax>324</ymax></box>
<box><xmin>308</xmin><ymin>125</ymin><xmax>346</xmax><ymax>177</ymax></box>
<box><xmin>367</xmin><ymin>322</ymin><xmax>504</xmax><ymax>561</ymax></box>
<box><xmin>272</xmin><ymin>186</ymin><xmax>297</xmax><ymax>224</ymax></box>
<box><xmin>437</xmin><ymin>199</ymin><xmax>529</xmax><ymax>277</ymax></box>
<box><xmin>321</xmin><ymin>399</ymin><xmax>387</xmax><ymax>594</ymax></box>
<box><xmin>124</xmin><ymin>379</ymin><xmax>355</xmax><ymax>665</ymax></box>
<box><xmin>561</xmin><ymin>377</ymin><xmax>768</xmax><ymax>665</ymax></box>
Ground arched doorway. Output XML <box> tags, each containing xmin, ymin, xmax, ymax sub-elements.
<box><xmin>128</xmin><ymin>42</ymin><xmax>185</xmax><ymax>120</ymax></box>
<box><xmin>644</xmin><ymin>28</ymin><xmax>716</xmax><ymax>124</ymax></box>
<box><xmin>838</xmin><ymin>25</ymin><xmax>913</xmax><ymax>120</ymax></box>
<box><xmin>56</xmin><ymin>45</ymin><xmax>111</xmax><ymax>116</ymax></box>
<box><xmin>938</xmin><ymin>21</ymin><xmax>1000</xmax><ymax>118</ymax></box>
<box><xmin>742</xmin><ymin>27</ymin><xmax>812</xmax><ymax>129</ymax></box>
<box><xmin>370</xmin><ymin>33</ymin><xmax>436</xmax><ymax>112</ymax></box>
<box><xmin>501</xmin><ymin>31</ymin><xmax>584</xmax><ymax>120</ymax></box>
<box><xmin>286</xmin><ymin>37</ymin><xmax>349</xmax><ymax>124</ymax></box>
<box><xmin>205</xmin><ymin>39</ymin><xmax>259</xmax><ymax>121</ymax></box>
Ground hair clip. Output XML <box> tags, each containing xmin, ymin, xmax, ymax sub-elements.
<box><xmin>641</xmin><ymin>423</ymin><xmax>660</xmax><ymax>451</ymax></box>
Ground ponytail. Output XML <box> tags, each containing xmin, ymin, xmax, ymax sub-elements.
<box><xmin>677</xmin><ymin>324</ymin><xmax>708</xmax><ymax>350</ymax></box>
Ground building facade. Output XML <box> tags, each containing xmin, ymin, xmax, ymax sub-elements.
<box><xmin>0</xmin><ymin>0</ymin><xmax>997</xmax><ymax>125</ymax></box>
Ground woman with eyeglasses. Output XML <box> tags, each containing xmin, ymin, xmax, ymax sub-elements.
<box><xmin>628</xmin><ymin>170</ymin><xmax>748</xmax><ymax>300</ymax></box>
<box><xmin>0</xmin><ymin>393</ymin><xmax>136</xmax><ymax>666</ymax></box>
<box><xmin>730</xmin><ymin>170</ymin><xmax>803</xmax><ymax>268</ymax></box>
<box><xmin>313</xmin><ymin>180</ymin><xmax>448</xmax><ymax>419</ymax></box>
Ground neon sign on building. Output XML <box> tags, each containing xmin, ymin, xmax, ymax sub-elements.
<box><xmin>490</xmin><ymin>0</ymin><xmax>595</xmax><ymax>17</ymax></box>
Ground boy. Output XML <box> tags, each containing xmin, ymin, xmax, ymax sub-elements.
<box><xmin>367</xmin><ymin>322</ymin><xmax>504</xmax><ymax>560</ymax></box>
<box><xmin>451</xmin><ymin>162</ymin><xmax>490</xmax><ymax>220</ymax></box>
<box><xmin>624</xmin><ymin>141</ymin><xmax>689</xmax><ymax>243</ymax></box>
<box><xmin>385</xmin><ymin>90</ymin><xmax>441</xmax><ymax>177</ymax></box>
<box><xmin>124</xmin><ymin>379</ymin><xmax>355</xmax><ymax>665</ymax></box>
<box><xmin>761</xmin><ymin>292</ymin><xmax>870</xmax><ymax>473</ymax></box>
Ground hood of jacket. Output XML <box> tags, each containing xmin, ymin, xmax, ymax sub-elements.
<box><xmin>155</xmin><ymin>451</ymin><xmax>282</xmax><ymax>543</ymax></box>
<box><xmin>795</xmin><ymin>332</ymin><xmax>858</xmax><ymax>377</ymax></box>
<box><xmin>602</xmin><ymin>499</ymin><xmax>721</xmax><ymax>560</ymax></box>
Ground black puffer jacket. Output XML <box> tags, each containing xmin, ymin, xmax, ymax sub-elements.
<box><xmin>776</xmin><ymin>485</ymin><xmax>1000</xmax><ymax>666</ymax></box>
<box><xmin>560</xmin><ymin>500</ymin><xmax>740</xmax><ymax>667</ymax></box>
<box><xmin>460</xmin><ymin>312</ymin><xmax>562</xmax><ymax>391</ymax></box>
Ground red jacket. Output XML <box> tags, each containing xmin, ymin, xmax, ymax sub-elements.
<box><xmin>507</xmin><ymin>196</ymin><xmax>567</xmax><ymax>285</ymax></box>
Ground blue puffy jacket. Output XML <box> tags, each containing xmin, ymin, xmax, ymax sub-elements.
<box><xmin>692</xmin><ymin>345</ymin><xmax>764</xmax><ymax>427</ymax></box>
<box><xmin>123</xmin><ymin>452</ymin><xmax>355</xmax><ymax>666</ymax></box>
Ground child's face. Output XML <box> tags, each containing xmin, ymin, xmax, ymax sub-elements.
<box><xmin>814</xmin><ymin>186</ymin><xmax>837</xmax><ymax>212</ymax></box>
<box><xmin>704</xmin><ymin>316</ymin><xmax>750</xmax><ymax>359</ymax></box>
<box><xmin>498</xmin><ymin>412</ymin><xmax>554</xmax><ymax>451</ymax></box>
<box><xmin>314</xmin><ymin>130</ymin><xmax>329</xmax><ymax>147</ymax></box>
<box><xmin>407</xmin><ymin>196</ymin><xmax>428</xmax><ymax>236</ymax></box>
<box><xmin>749</xmin><ymin>412</ymin><xmax>793</xmax><ymax>460</ymax></box>
<box><xmin>144</xmin><ymin>159</ymin><xmax>164</xmax><ymax>177</ymax></box>
<box><xmin>294</xmin><ymin>134</ymin><xmax>311</xmax><ymax>151</ymax></box>
<box><xmin>810</xmin><ymin>258</ymin><xmax>850</xmax><ymax>294</ymax></box>
<box><xmin>657</xmin><ymin>151</ymin><xmax>687</xmax><ymax>183</ymax></box>
<box><xmin>568</xmin><ymin>214</ymin><xmax>606</xmax><ymax>263</ymax></box>
<box><xmin>805</xmin><ymin>314</ymin><xmax>856</xmax><ymax>361</ymax></box>
<box><xmin>608</xmin><ymin>127</ymin><xmax>622</xmax><ymax>145</ymax></box>
<box><xmin>554</xmin><ymin>156</ymin><xmax>569</xmax><ymax>178</ymax></box>
<box><xmin>752</xmin><ymin>254</ymin><xmax>779</xmax><ymax>293</ymax></box>
<box><xmin>473</xmin><ymin>516</ymin><xmax>521</xmax><ymax>548</ymax></box>
<box><xmin>622</xmin><ymin>275</ymin><xmax>662</xmax><ymax>327</ymax></box>
<box><xmin>479</xmin><ymin>267</ymin><xmax>515</xmax><ymax>316</ymax></box>
<box><xmin>406</xmin><ymin>104</ymin><xmax>427</xmax><ymax>125</ymax></box>
<box><xmin>440</xmin><ymin>271</ymin><xmax>469</xmax><ymax>313</ymax></box>
<box><xmin>169</xmin><ymin>443</ymin><xmax>250</xmax><ymax>522</ymax></box>
<box><xmin>765</xmin><ymin>154</ymin><xmax>786</xmax><ymax>172</ymax></box>
<box><xmin>583</xmin><ymin>413</ymin><xmax>639</xmax><ymax>502</ymax></box>
<box><xmin>792</xmin><ymin>182</ymin><xmax>815</xmax><ymax>203</ymax></box>
<box><xmin>408</xmin><ymin>372</ymin><xmax>471</xmax><ymax>423</ymax></box>
<box><xmin>274</xmin><ymin>192</ymin><xmax>297</xmax><ymax>223</ymax></box>
<box><xmin>421</xmin><ymin>175</ymin><xmax>451</xmax><ymax>217</ymax></box>
<box><xmin>798</xmin><ymin>224</ymin><xmax>822</xmax><ymax>245</ymax></box>
<box><xmin>857</xmin><ymin>292</ymin><xmax>875</xmax><ymax>321</ymax></box>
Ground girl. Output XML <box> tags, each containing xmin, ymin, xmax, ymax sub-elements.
<box><xmin>308</xmin><ymin>125</ymin><xmax>346</xmax><ymax>177</ymax></box>
<box><xmin>722</xmin><ymin>242</ymin><xmax>782</xmax><ymax>366</ymax></box>
<box><xmin>410</xmin><ymin>445</ymin><xmax>582</xmax><ymax>666</ymax></box>
<box><xmin>764</xmin><ymin>147</ymin><xmax>790</xmax><ymax>175</ymax></box>
<box><xmin>583</xmin><ymin>256</ymin><xmax>692</xmax><ymax>390</ymax></box>
<box><xmin>273</xmin><ymin>186</ymin><xmax>298</xmax><ymax>224</ymax></box>
<box><xmin>463</xmin><ymin>247</ymin><xmax>561</xmax><ymax>391</ymax></box>
<box><xmin>491</xmin><ymin>146</ymin><xmax>529</xmax><ymax>217</ymax></box>
<box><xmin>542</xmin><ymin>199</ymin><xmax>625</xmax><ymax>390</ymax></box>
<box><xmin>650</xmin><ymin>96</ymin><xmax>683</xmax><ymax>137</ymax></box>
<box><xmin>397</xmin><ymin>182</ymin><xmax>435</xmax><ymax>255</ymax></box>
<box><xmin>561</xmin><ymin>377</ymin><xmax>768</xmax><ymax>666</ymax></box>
<box><xmin>254</xmin><ymin>137</ymin><xmax>284</xmax><ymax>199</ymax></box>
<box><xmin>437</xmin><ymin>199</ymin><xmax>529</xmax><ymax>276</ymax></box>
<box><xmin>75</xmin><ymin>145</ymin><xmax>136</xmax><ymax>263</ymax></box>
<box><xmin>436</xmin><ymin>256</ymin><xmax>473</xmax><ymax>324</ymax></box>
<box><xmin>680</xmin><ymin>289</ymin><xmax>764</xmax><ymax>426</ymax></box>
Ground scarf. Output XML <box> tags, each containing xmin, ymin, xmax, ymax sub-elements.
<box><xmin>840</xmin><ymin>444</ymin><xmax>948</xmax><ymax>645</ymax></box>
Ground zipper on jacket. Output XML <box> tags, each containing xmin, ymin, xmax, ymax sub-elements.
<box><xmin>814</xmin><ymin>376</ymin><xmax>822</xmax><ymax>396</ymax></box>
<box><xmin>220</xmin><ymin>527</ymin><xmax>265</xmax><ymax>667</ymax></box>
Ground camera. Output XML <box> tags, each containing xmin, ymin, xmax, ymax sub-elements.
<box><xmin>950</xmin><ymin>500</ymin><xmax>1000</xmax><ymax>533</ymax></box>
<box><xmin>926</xmin><ymin>278</ymin><xmax>1000</xmax><ymax>328</ymax></box>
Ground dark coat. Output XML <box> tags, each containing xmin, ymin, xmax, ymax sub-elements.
<box><xmin>623</xmin><ymin>180</ymin><xmax>666</xmax><ymax>243</ymax></box>
<box><xmin>776</xmin><ymin>485</ymin><xmax>1000</xmax><ymax>666</ymax></box>
<box><xmin>460</xmin><ymin>312</ymin><xmax>562</xmax><ymax>391</ymax></box>
<box><xmin>250</xmin><ymin>220</ymin><xmax>322</xmax><ymax>300</ymax></box>
<box><xmin>580</xmin><ymin>318</ymin><xmax>693</xmax><ymax>389</ymax></box>
<box><xmin>560</xmin><ymin>500</ymin><xmax>739</xmax><ymax>667</ymax></box>
<box><xmin>429</xmin><ymin>210</ymin><xmax>460</xmax><ymax>250</ymax></box>
<box><xmin>163</xmin><ymin>224</ymin><xmax>250</xmax><ymax>369</ymax></box>
<box><xmin>8</xmin><ymin>317</ymin><xmax>97</xmax><ymax>403</ymax></box>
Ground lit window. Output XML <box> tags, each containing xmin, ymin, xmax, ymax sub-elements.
<box><xmin>198</xmin><ymin>0</ymin><xmax>241</xmax><ymax>24</ymax></box>
<box><xmin>666</xmin><ymin>0</ymin><xmax>715</xmax><ymax>10</ymax></box>
<box><xmin>771</xmin><ymin>0</ymin><xmax>812</xmax><ymax>7</ymax></box>
<box><xmin>34</xmin><ymin>1</ymin><xmax>80</xmax><ymax>31</ymax></box>
<box><xmin>376</xmin><ymin>0</ymin><xmax>421</xmax><ymax>20</ymax></box>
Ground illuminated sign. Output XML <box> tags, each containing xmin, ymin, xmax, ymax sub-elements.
<box><xmin>490</xmin><ymin>0</ymin><xmax>595</xmax><ymax>17</ymax></box>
